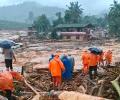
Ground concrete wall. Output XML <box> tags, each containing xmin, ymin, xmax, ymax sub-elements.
<box><xmin>63</xmin><ymin>35</ymin><xmax>84</xmax><ymax>41</ymax></box>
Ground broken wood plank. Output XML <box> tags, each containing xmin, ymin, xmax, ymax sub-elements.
<box><xmin>97</xmin><ymin>81</ymin><xmax>104</xmax><ymax>96</ymax></box>
<box><xmin>24</xmin><ymin>79</ymin><xmax>41</xmax><ymax>100</ymax></box>
<box><xmin>111</xmin><ymin>75</ymin><xmax>120</xmax><ymax>97</ymax></box>
<box><xmin>24</xmin><ymin>79</ymin><xmax>38</xmax><ymax>95</ymax></box>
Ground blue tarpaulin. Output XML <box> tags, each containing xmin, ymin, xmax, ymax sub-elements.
<box><xmin>62</xmin><ymin>56</ymin><xmax>73</xmax><ymax>80</ymax></box>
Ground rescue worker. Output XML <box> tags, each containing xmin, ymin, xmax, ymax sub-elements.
<box><xmin>89</xmin><ymin>52</ymin><xmax>98</xmax><ymax>80</ymax></box>
<box><xmin>68</xmin><ymin>54</ymin><xmax>75</xmax><ymax>73</ymax></box>
<box><xmin>98</xmin><ymin>51</ymin><xmax>104</xmax><ymax>67</ymax></box>
<box><xmin>62</xmin><ymin>55</ymin><xmax>72</xmax><ymax>80</ymax></box>
<box><xmin>81</xmin><ymin>50</ymin><xmax>90</xmax><ymax>75</ymax></box>
<box><xmin>2</xmin><ymin>48</ymin><xmax>16</xmax><ymax>71</ymax></box>
<box><xmin>105</xmin><ymin>50</ymin><xmax>112</xmax><ymax>66</ymax></box>
<box><xmin>49</xmin><ymin>53</ymin><xmax>65</xmax><ymax>90</ymax></box>
<box><xmin>0</xmin><ymin>71</ymin><xmax>23</xmax><ymax>100</ymax></box>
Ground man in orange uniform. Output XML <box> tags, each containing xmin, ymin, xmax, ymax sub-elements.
<box><xmin>105</xmin><ymin>50</ymin><xmax>112</xmax><ymax>66</ymax></box>
<box><xmin>89</xmin><ymin>52</ymin><xmax>98</xmax><ymax>80</ymax></box>
<box><xmin>0</xmin><ymin>71</ymin><xmax>23</xmax><ymax>100</ymax></box>
<box><xmin>49</xmin><ymin>53</ymin><xmax>65</xmax><ymax>89</ymax></box>
<box><xmin>81</xmin><ymin>50</ymin><xmax>90</xmax><ymax>75</ymax></box>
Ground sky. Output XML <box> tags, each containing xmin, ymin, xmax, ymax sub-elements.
<box><xmin>0</xmin><ymin>0</ymin><xmax>115</xmax><ymax>7</ymax></box>
<box><xmin>0</xmin><ymin>0</ymin><xmax>119</xmax><ymax>14</ymax></box>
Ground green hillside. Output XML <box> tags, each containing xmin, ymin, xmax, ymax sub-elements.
<box><xmin>0</xmin><ymin>20</ymin><xmax>29</xmax><ymax>30</ymax></box>
<box><xmin>0</xmin><ymin>1</ymin><xmax>64</xmax><ymax>23</ymax></box>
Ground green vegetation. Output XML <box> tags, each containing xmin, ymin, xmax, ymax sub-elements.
<box><xmin>0</xmin><ymin>1</ymin><xmax>108</xmax><ymax>31</ymax></box>
<box><xmin>64</xmin><ymin>2</ymin><xmax>83</xmax><ymax>24</ymax></box>
<box><xmin>50</xmin><ymin>30</ymin><xmax>59</xmax><ymax>39</ymax></box>
<box><xmin>33</xmin><ymin>1</ymin><xmax>108</xmax><ymax>39</ymax></box>
<box><xmin>34</xmin><ymin>14</ymin><xmax>51</xmax><ymax>33</ymax></box>
<box><xmin>82</xmin><ymin>15</ymin><xmax>108</xmax><ymax>28</ymax></box>
<box><xmin>108</xmin><ymin>0</ymin><xmax>120</xmax><ymax>37</ymax></box>
<box><xmin>33</xmin><ymin>14</ymin><xmax>51</xmax><ymax>39</ymax></box>
<box><xmin>2</xmin><ymin>1</ymin><xmax>117</xmax><ymax>39</ymax></box>
<box><xmin>0</xmin><ymin>1</ymin><xmax>64</xmax><ymax>23</ymax></box>
<box><xmin>52</xmin><ymin>2</ymin><xmax>107</xmax><ymax>28</ymax></box>
<box><xmin>53</xmin><ymin>12</ymin><xmax>64</xmax><ymax>27</ymax></box>
<box><xmin>0</xmin><ymin>20</ymin><xmax>29</xmax><ymax>30</ymax></box>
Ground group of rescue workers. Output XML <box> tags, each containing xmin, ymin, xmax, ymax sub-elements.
<box><xmin>0</xmin><ymin>48</ymin><xmax>112</xmax><ymax>100</ymax></box>
<box><xmin>81</xmin><ymin>49</ymin><xmax>112</xmax><ymax>79</ymax></box>
<box><xmin>49</xmin><ymin>54</ymin><xmax>75</xmax><ymax>89</ymax></box>
<box><xmin>49</xmin><ymin>49</ymin><xmax>112</xmax><ymax>90</ymax></box>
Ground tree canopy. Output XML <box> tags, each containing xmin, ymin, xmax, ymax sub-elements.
<box><xmin>82</xmin><ymin>15</ymin><xmax>108</xmax><ymax>28</ymax></box>
<box><xmin>33</xmin><ymin>14</ymin><xmax>51</xmax><ymax>33</ymax></box>
<box><xmin>53</xmin><ymin>12</ymin><xmax>64</xmax><ymax>27</ymax></box>
<box><xmin>108</xmin><ymin>0</ymin><xmax>120</xmax><ymax>37</ymax></box>
<box><xmin>64</xmin><ymin>2</ymin><xmax>83</xmax><ymax>24</ymax></box>
<box><xmin>33</xmin><ymin>1</ymin><xmax>109</xmax><ymax>39</ymax></box>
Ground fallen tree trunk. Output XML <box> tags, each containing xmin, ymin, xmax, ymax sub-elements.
<box><xmin>32</xmin><ymin>95</ymin><xmax>40</xmax><ymax>100</ymax></box>
<box><xmin>111</xmin><ymin>75</ymin><xmax>120</xmax><ymax>97</ymax></box>
<box><xmin>59</xmin><ymin>91</ymin><xmax>110</xmax><ymax>100</ymax></box>
<box><xmin>24</xmin><ymin>79</ymin><xmax>40</xmax><ymax>100</ymax></box>
<box><xmin>97</xmin><ymin>81</ymin><xmax>104</xmax><ymax>96</ymax></box>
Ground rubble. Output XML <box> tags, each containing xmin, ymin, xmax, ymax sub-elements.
<box><xmin>11</xmin><ymin>66</ymin><xmax>120</xmax><ymax>100</ymax></box>
<box><xmin>0</xmin><ymin>32</ymin><xmax>120</xmax><ymax>100</ymax></box>
<box><xmin>12</xmin><ymin>39</ymin><xmax>120</xmax><ymax>100</ymax></box>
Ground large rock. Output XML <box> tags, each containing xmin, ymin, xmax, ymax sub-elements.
<box><xmin>0</xmin><ymin>95</ymin><xmax>8</xmax><ymax>100</ymax></box>
<box><xmin>59</xmin><ymin>91</ymin><xmax>110</xmax><ymax>100</ymax></box>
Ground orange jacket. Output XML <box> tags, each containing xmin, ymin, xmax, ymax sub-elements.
<box><xmin>105</xmin><ymin>51</ymin><xmax>112</xmax><ymax>63</ymax></box>
<box><xmin>98</xmin><ymin>52</ymin><xmax>104</xmax><ymax>62</ymax></box>
<box><xmin>82</xmin><ymin>52</ymin><xmax>90</xmax><ymax>65</ymax></box>
<box><xmin>89</xmin><ymin>53</ymin><xmax>98</xmax><ymax>66</ymax></box>
<box><xmin>0</xmin><ymin>71</ymin><xmax>23</xmax><ymax>91</ymax></box>
<box><xmin>49</xmin><ymin>56</ymin><xmax>65</xmax><ymax>77</ymax></box>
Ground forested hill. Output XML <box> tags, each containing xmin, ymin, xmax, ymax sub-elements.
<box><xmin>0</xmin><ymin>1</ymin><xmax>64</xmax><ymax>23</ymax></box>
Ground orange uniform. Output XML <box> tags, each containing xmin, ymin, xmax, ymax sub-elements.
<box><xmin>49</xmin><ymin>55</ymin><xmax>65</xmax><ymax>87</ymax></box>
<box><xmin>98</xmin><ymin>53</ymin><xmax>104</xmax><ymax>62</ymax></box>
<box><xmin>105</xmin><ymin>50</ymin><xmax>112</xmax><ymax>65</ymax></box>
<box><xmin>0</xmin><ymin>71</ymin><xmax>23</xmax><ymax>91</ymax></box>
<box><xmin>97</xmin><ymin>52</ymin><xmax>104</xmax><ymax>66</ymax></box>
<box><xmin>89</xmin><ymin>53</ymin><xmax>98</xmax><ymax>67</ymax></box>
<box><xmin>81</xmin><ymin>51</ymin><xmax>90</xmax><ymax>74</ymax></box>
<box><xmin>88</xmin><ymin>53</ymin><xmax>98</xmax><ymax>80</ymax></box>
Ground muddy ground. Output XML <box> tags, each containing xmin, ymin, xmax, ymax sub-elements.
<box><xmin>11</xmin><ymin>39</ymin><xmax>120</xmax><ymax>100</ymax></box>
<box><xmin>0</xmin><ymin>37</ymin><xmax>120</xmax><ymax>100</ymax></box>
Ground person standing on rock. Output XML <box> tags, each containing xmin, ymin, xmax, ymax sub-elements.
<box><xmin>2</xmin><ymin>48</ymin><xmax>16</xmax><ymax>71</ymax></box>
<box><xmin>49</xmin><ymin>53</ymin><xmax>65</xmax><ymax>90</ymax></box>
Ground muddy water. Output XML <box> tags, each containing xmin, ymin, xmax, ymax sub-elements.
<box><xmin>16</xmin><ymin>40</ymin><xmax>120</xmax><ymax>70</ymax></box>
